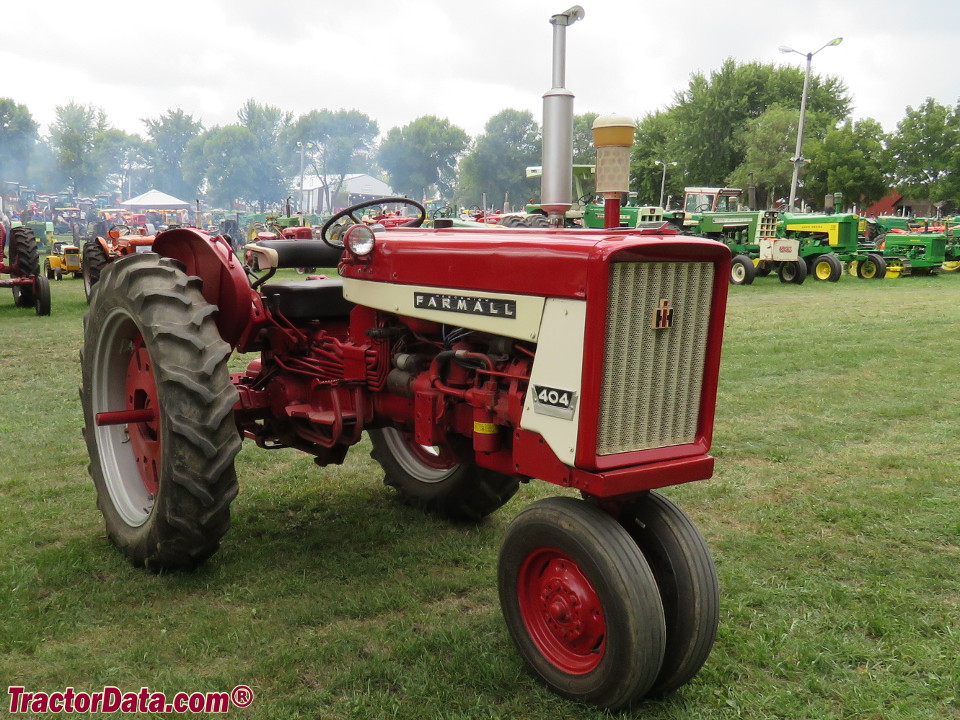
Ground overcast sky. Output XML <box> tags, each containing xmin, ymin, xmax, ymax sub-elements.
<box><xmin>4</xmin><ymin>0</ymin><xmax>958</xmax><ymax>143</ymax></box>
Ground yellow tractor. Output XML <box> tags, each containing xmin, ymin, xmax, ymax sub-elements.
<box><xmin>45</xmin><ymin>240</ymin><xmax>83</xmax><ymax>280</ymax></box>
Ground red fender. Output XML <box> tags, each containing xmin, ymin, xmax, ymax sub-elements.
<box><xmin>152</xmin><ymin>228</ymin><xmax>253</xmax><ymax>347</ymax></box>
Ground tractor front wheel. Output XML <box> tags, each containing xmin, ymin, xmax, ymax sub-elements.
<box><xmin>615</xmin><ymin>491</ymin><xmax>718</xmax><ymax>697</ymax></box>
<box><xmin>730</xmin><ymin>255</ymin><xmax>755</xmax><ymax>285</ymax></box>
<box><xmin>812</xmin><ymin>254</ymin><xmax>843</xmax><ymax>282</ymax></box>
<box><xmin>777</xmin><ymin>259</ymin><xmax>807</xmax><ymax>285</ymax></box>
<box><xmin>857</xmin><ymin>253</ymin><xmax>887</xmax><ymax>279</ymax></box>
<box><xmin>81</xmin><ymin>254</ymin><xmax>241</xmax><ymax>571</ymax></box>
<box><xmin>83</xmin><ymin>241</ymin><xmax>109</xmax><ymax>301</ymax></box>
<box><xmin>498</xmin><ymin>497</ymin><xmax>666</xmax><ymax>710</ymax></box>
<box><xmin>33</xmin><ymin>275</ymin><xmax>51</xmax><ymax>316</ymax></box>
<box><xmin>369</xmin><ymin>427</ymin><xmax>519</xmax><ymax>521</ymax></box>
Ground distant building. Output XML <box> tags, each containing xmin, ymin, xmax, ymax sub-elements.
<box><xmin>863</xmin><ymin>191</ymin><xmax>939</xmax><ymax>218</ymax></box>
<box><xmin>297</xmin><ymin>174</ymin><xmax>394</xmax><ymax>214</ymax></box>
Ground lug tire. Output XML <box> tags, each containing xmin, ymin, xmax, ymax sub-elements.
<box><xmin>498</xmin><ymin>497</ymin><xmax>666</xmax><ymax>710</ymax></box>
<box><xmin>856</xmin><ymin>253</ymin><xmax>887</xmax><ymax>280</ymax></box>
<box><xmin>615</xmin><ymin>491</ymin><xmax>719</xmax><ymax>697</ymax></box>
<box><xmin>45</xmin><ymin>259</ymin><xmax>55</xmax><ymax>279</ymax></box>
<box><xmin>10</xmin><ymin>227</ymin><xmax>39</xmax><ymax>307</ymax></box>
<box><xmin>777</xmin><ymin>259</ymin><xmax>807</xmax><ymax>285</ymax></box>
<box><xmin>83</xmin><ymin>241</ymin><xmax>109</xmax><ymax>301</ymax></box>
<box><xmin>369</xmin><ymin>427</ymin><xmax>519</xmax><ymax>521</ymax></box>
<box><xmin>498</xmin><ymin>215</ymin><xmax>523</xmax><ymax>228</ymax></box>
<box><xmin>730</xmin><ymin>254</ymin><xmax>755</xmax><ymax>285</ymax></box>
<box><xmin>34</xmin><ymin>274</ymin><xmax>51</xmax><ymax>316</ymax></box>
<box><xmin>9</xmin><ymin>226</ymin><xmax>40</xmax><ymax>276</ymax></box>
<box><xmin>524</xmin><ymin>214</ymin><xmax>550</xmax><ymax>228</ymax></box>
<box><xmin>812</xmin><ymin>254</ymin><xmax>843</xmax><ymax>282</ymax></box>
<box><xmin>81</xmin><ymin>254</ymin><xmax>241</xmax><ymax>571</ymax></box>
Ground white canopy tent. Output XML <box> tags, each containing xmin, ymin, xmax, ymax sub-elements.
<box><xmin>120</xmin><ymin>189</ymin><xmax>191</xmax><ymax>209</ymax></box>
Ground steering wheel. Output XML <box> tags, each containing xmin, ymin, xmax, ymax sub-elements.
<box><xmin>694</xmin><ymin>204</ymin><xmax>712</xmax><ymax>213</ymax></box>
<box><xmin>109</xmin><ymin>224</ymin><xmax>131</xmax><ymax>235</ymax></box>
<box><xmin>320</xmin><ymin>196</ymin><xmax>426</xmax><ymax>248</ymax></box>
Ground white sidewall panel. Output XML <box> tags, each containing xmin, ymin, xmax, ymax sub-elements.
<box><xmin>520</xmin><ymin>298</ymin><xmax>586</xmax><ymax>466</ymax></box>
<box><xmin>341</xmin><ymin>277</ymin><xmax>545</xmax><ymax>341</ymax></box>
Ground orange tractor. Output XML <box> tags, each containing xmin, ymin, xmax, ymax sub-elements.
<box><xmin>82</xmin><ymin>224</ymin><xmax>156</xmax><ymax>301</ymax></box>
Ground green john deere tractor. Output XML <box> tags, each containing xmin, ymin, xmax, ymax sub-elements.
<box><xmin>854</xmin><ymin>217</ymin><xmax>948</xmax><ymax>278</ymax></box>
<box><xmin>777</xmin><ymin>212</ymin><xmax>873</xmax><ymax>282</ymax></box>
<box><xmin>680</xmin><ymin>187</ymin><xmax>800</xmax><ymax>285</ymax></box>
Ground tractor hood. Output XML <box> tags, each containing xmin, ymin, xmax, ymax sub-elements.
<box><xmin>339</xmin><ymin>226</ymin><xmax>727</xmax><ymax>300</ymax></box>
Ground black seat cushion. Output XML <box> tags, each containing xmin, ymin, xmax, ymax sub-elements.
<box><xmin>253</xmin><ymin>240</ymin><xmax>343</xmax><ymax>269</ymax></box>
<box><xmin>260</xmin><ymin>279</ymin><xmax>354</xmax><ymax>319</ymax></box>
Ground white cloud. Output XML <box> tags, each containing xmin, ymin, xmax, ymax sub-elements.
<box><xmin>4</xmin><ymin>0</ymin><xmax>960</xmax><ymax>141</ymax></box>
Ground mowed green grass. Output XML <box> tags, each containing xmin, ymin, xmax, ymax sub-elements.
<box><xmin>0</xmin><ymin>262</ymin><xmax>958</xmax><ymax>720</ymax></box>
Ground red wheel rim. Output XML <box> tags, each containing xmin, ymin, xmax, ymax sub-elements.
<box><xmin>399</xmin><ymin>432</ymin><xmax>458</xmax><ymax>470</ymax></box>
<box><xmin>125</xmin><ymin>334</ymin><xmax>161</xmax><ymax>497</ymax></box>
<box><xmin>517</xmin><ymin>547</ymin><xmax>606</xmax><ymax>674</ymax></box>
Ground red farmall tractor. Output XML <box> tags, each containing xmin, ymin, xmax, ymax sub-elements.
<box><xmin>81</xmin><ymin>193</ymin><xmax>731</xmax><ymax>708</ymax></box>
<box><xmin>0</xmin><ymin>224</ymin><xmax>51</xmax><ymax>315</ymax></box>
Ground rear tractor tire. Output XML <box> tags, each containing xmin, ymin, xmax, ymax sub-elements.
<box><xmin>10</xmin><ymin>226</ymin><xmax>39</xmax><ymax>307</ymax></box>
<box><xmin>83</xmin><ymin>241</ymin><xmax>109</xmax><ymax>301</ymax></box>
<box><xmin>369</xmin><ymin>427</ymin><xmax>519</xmax><ymax>521</ymax></box>
<box><xmin>498</xmin><ymin>497</ymin><xmax>667</xmax><ymax>710</ymax></box>
<box><xmin>730</xmin><ymin>254</ymin><xmax>755</xmax><ymax>285</ymax></box>
<box><xmin>81</xmin><ymin>254</ymin><xmax>241</xmax><ymax>571</ymax></box>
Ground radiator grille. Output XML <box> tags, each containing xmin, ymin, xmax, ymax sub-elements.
<box><xmin>758</xmin><ymin>211</ymin><xmax>780</xmax><ymax>239</ymax></box>
<box><xmin>597</xmin><ymin>262</ymin><xmax>714</xmax><ymax>455</ymax></box>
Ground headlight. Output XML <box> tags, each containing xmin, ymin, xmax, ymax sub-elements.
<box><xmin>344</xmin><ymin>223</ymin><xmax>376</xmax><ymax>257</ymax></box>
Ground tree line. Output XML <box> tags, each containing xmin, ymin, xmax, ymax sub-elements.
<box><xmin>0</xmin><ymin>57</ymin><xmax>957</xmax><ymax>214</ymax></box>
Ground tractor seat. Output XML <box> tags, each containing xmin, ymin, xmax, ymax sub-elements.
<box><xmin>246</xmin><ymin>240</ymin><xmax>343</xmax><ymax>270</ymax></box>
<box><xmin>260</xmin><ymin>279</ymin><xmax>355</xmax><ymax>320</ymax></box>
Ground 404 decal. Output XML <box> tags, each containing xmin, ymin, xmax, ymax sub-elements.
<box><xmin>531</xmin><ymin>384</ymin><xmax>577</xmax><ymax>420</ymax></box>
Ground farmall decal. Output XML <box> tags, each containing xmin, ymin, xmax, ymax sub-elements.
<box><xmin>652</xmin><ymin>299</ymin><xmax>674</xmax><ymax>330</ymax></box>
<box><xmin>414</xmin><ymin>292</ymin><xmax>517</xmax><ymax>319</ymax></box>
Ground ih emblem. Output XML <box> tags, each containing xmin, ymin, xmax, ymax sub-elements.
<box><xmin>652</xmin><ymin>299</ymin><xmax>674</xmax><ymax>330</ymax></box>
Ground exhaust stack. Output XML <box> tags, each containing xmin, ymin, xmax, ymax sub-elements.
<box><xmin>540</xmin><ymin>6</ymin><xmax>584</xmax><ymax>227</ymax></box>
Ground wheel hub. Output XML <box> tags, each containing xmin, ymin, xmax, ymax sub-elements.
<box><xmin>518</xmin><ymin>548</ymin><xmax>606</xmax><ymax>673</ymax></box>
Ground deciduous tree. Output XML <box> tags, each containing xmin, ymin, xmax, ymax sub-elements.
<box><xmin>456</xmin><ymin>109</ymin><xmax>540</xmax><ymax>209</ymax></box>
<box><xmin>142</xmin><ymin>109</ymin><xmax>204</xmax><ymax>200</ymax></box>
<box><xmin>0</xmin><ymin>98</ymin><xmax>39</xmax><ymax>183</ymax></box>
<box><xmin>378</xmin><ymin>116</ymin><xmax>468</xmax><ymax>201</ymax></box>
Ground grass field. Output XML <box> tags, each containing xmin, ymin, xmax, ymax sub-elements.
<box><xmin>1</xmin><ymin>262</ymin><xmax>958</xmax><ymax>719</ymax></box>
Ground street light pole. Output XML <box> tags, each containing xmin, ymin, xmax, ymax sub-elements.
<box><xmin>655</xmin><ymin>160</ymin><xmax>677</xmax><ymax>208</ymax></box>
<box><xmin>297</xmin><ymin>141</ymin><xmax>306</xmax><ymax>214</ymax></box>
<box><xmin>779</xmin><ymin>37</ymin><xmax>842</xmax><ymax>212</ymax></box>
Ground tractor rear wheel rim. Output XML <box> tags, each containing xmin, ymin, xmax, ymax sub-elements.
<box><xmin>380</xmin><ymin>427</ymin><xmax>458</xmax><ymax>482</ymax></box>
<box><xmin>125</xmin><ymin>335</ymin><xmax>161</xmax><ymax>497</ymax></box>
<box><xmin>815</xmin><ymin>261</ymin><xmax>831</xmax><ymax>280</ymax></box>
<box><xmin>92</xmin><ymin>310</ymin><xmax>159</xmax><ymax>527</ymax></box>
<box><xmin>517</xmin><ymin>547</ymin><xmax>606</xmax><ymax>674</ymax></box>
